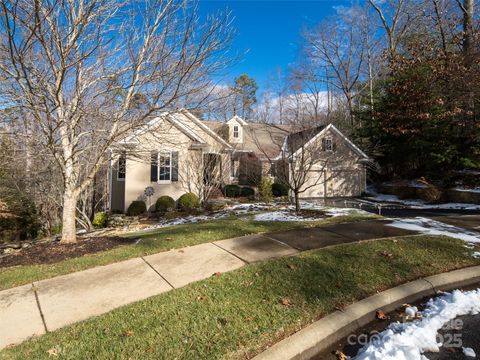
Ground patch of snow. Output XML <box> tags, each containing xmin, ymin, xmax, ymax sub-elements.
<box><xmin>353</xmin><ymin>289</ymin><xmax>480</xmax><ymax>360</ymax></box>
<box><xmin>324</xmin><ymin>207</ymin><xmax>371</xmax><ymax>217</ymax></box>
<box><xmin>463</xmin><ymin>347</ymin><xmax>477</xmax><ymax>358</ymax></box>
<box><xmin>365</xmin><ymin>192</ymin><xmax>480</xmax><ymax>210</ymax></box>
<box><xmin>408</xmin><ymin>180</ymin><xmax>428</xmax><ymax>188</ymax></box>
<box><xmin>405</xmin><ymin>306</ymin><xmax>418</xmax><ymax>318</ymax></box>
<box><xmin>254</xmin><ymin>211</ymin><xmax>318</xmax><ymax>222</ymax></box>
<box><xmin>472</xmin><ymin>252</ymin><xmax>480</xmax><ymax>258</ymax></box>
<box><xmin>386</xmin><ymin>217</ymin><xmax>480</xmax><ymax>243</ymax></box>
<box><xmin>453</xmin><ymin>187</ymin><xmax>480</xmax><ymax>194</ymax></box>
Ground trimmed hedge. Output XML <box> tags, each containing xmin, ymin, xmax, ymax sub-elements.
<box><xmin>240</xmin><ymin>186</ymin><xmax>255</xmax><ymax>198</ymax></box>
<box><xmin>92</xmin><ymin>212</ymin><xmax>108</xmax><ymax>228</ymax></box>
<box><xmin>272</xmin><ymin>182</ymin><xmax>289</xmax><ymax>197</ymax></box>
<box><xmin>126</xmin><ymin>201</ymin><xmax>147</xmax><ymax>216</ymax></box>
<box><xmin>177</xmin><ymin>193</ymin><xmax>200</xmax><ymax>210</ymax></box>
<box><xmin>155</xmin><ymin>196</ymin><xmax>176</xmax><ymax>212</ymax></box>
<box><xmin>224</xmin><ymin>184</ymin><xmax>241</xmax><ymax>198</ymax></box>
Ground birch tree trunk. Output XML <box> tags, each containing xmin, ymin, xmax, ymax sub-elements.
<box><xmin>62</xmin><ymin>188</ymin><xmax>78</xmax><ymax>243</ymax></box>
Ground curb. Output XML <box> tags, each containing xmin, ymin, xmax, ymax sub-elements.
<box><xmin>252</xmin><ymin>265</ymin><xmax>480</xmax><ymax>360</ymax></box>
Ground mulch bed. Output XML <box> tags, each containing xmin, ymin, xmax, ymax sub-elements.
<box><xmin>0</xmin><ymin>236</ymin><xmax>138</xmax><ymax>268</ymax></box>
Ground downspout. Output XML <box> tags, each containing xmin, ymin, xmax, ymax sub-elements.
<box><xmin>107</xmin><ymin>149</ymin><xmax>112</xmax><ymax>212</ymax></box>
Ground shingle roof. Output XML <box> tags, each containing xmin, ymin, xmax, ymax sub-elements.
<box><xmin>202</xmin><ymin>120</ymin><xmax>292</xmax><ymax>159</ymax></box>
<box><xmin>284</xmin><ymin>125</ymin><xmax>327</xmax><ymax>154</ymax></box>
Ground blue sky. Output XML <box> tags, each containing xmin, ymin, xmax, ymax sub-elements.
<box><xmin>199</xmin><ymin>0</ymin><xmax>352</xmax><ymax>91</ymax></box>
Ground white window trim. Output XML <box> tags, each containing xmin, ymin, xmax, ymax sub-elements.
<box><xmin>325</xmin><ymin>137</ymin><xmax>333</xmax><ymax>152</ymax></box>
<box><xmin>233</xmin><ymin>125</ymin><xmax>239</xmax><ymax>138</ymax></box>
<box><xmin>158</xmin><ymin>152</ymin><xmax>172</xmax><ymax>184</ymax></box>
<box><xmin>117</xmin><ymin>153</ymin><xmax>126</xmax><ymax>181</ymax></box>
<box><xmin>230</xmin><ymin>158</ymin><xmax>238</xmax><ymax>179</ymax></box>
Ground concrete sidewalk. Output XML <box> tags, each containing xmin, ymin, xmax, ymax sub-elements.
<box><xmin>0</xmin><ymin>219</ymin><xmax>417</xmax><ymax>349</ymax></box>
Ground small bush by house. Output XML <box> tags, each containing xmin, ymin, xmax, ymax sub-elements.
<box><xmin>224</xmin><ymin>184</ymin><xmax>241</xmax><ymax>198</ymax></box>
<box><xmin>92</xmin><ymin>212</ymin><xmax>108</xmax><ymax>228</ymax></box>
<box><xmin>240</xmin><ymin>186</ymin><xmax>255</xmax><ymax>198</ymax></box>
<box><xmin>258</xmin><ymin>178</ymin><xmax>273</xmax><ymax>203</ymax></box>
<box><xmin>272</xmin><ymin>182</ymin><xmax>289</xmax><ymax>197</ymax></box>
<box><xmin>126</xmin><ymin>201</ymin><xmax>147</xmax><ymax>216</ymax></box>
<box><xmin>155</xmin><ymin>196</ymin><xmax>176</xmax><ymax>212</ymax></box>
<box><xmin>177</xmin><ymin>193</ymin><xmax>200</xmax><ymax>210</ymax></box>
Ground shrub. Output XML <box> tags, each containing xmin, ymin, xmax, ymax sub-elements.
<box><xmin>224</xmin><ymin>184</ymin><xmax>242</xmax><ymax>198</ymax></box>
<box><xmin>177</xmin><ymin>193</ymin><xmax>200</xmax><ymax>210</ymax></box>
<box><xmin>272</xmin><ymin>182</ymin><xmax>289</xmax><ymax>197</ymax></box>
<box><xmin>155</xmin><ymin>196</ymin><xmax>176</xmax><ymax>212</ymax></box>
<box><xmin>258</xmin><ymin>178</ymin><xmax>273</xmax><ymax>203</ymax></box>
<box><xmin>126</xmin><ymin>200</ymin><xmax>147</xmax><ymax>216</ymax></box>
<box><xmin>92</xmin><ymin>212</ymin><xmax>108</xmax><ymax>228</ymax></box>
<box><xmin>240</xmin><ymin>186</ymin><xmax>255</xmax><ymax>198</ymax></box>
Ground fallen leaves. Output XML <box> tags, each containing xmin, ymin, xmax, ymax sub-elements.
<box><xmin>280</xmin><ymin>297</ymin><xmax>293</xmax><ymax>307</ymax></box>
<box><xmin>334</xmin><ymin>350</ymin><xmax>348</xmax><ymax>360</ymax></box>
<box><xmin>375</xmin><ymin>309</ymin><xmax>389</xmax><ymax>320</ymax></box>
<box><xmin>46</xmin><ymin>346</ymin><xmax>61</xmax><ymax>357</ymax></box>
<box><xmin>379</xmin><ymin>250</ymin><xmax>394</xmax><ymax>258</ymax></box>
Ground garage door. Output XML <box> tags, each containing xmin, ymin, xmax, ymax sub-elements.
<box><xmin>327</xmin><ymin>169</ymin><xmax>362</xmax><ymax>197</ymax></box>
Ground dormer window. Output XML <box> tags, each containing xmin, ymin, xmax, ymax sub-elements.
<box><xmin>325</xmin><ymin>137</ymin><xmax>333</xmax><ymax>152</ymax></box>
<box><xmin>233</xmin><ymin>125</ymin><xmax>239</xmax><ymax>138</ymax></box>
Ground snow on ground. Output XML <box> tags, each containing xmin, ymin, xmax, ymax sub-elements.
<box><xmin>463</xmin><ymin>347</ymin><xmax>476</xmax><ymax>358</ymax></box>
<box><xmin>453</xmin><ymin>187</ymin><xmax>480</xmax><ymax>193</ymax></box>
<box><xmin>323</xmin><ymin>207</ymin><xmax>370</xmax><ymax>217</ymax></box>
<box><xmin>364</xmin><ymin>191</ymin><xmax>480</xmax><ymax>210</ymax></box>
<box><xmin>472</xmin><ymin>252</ymin><xmax>480</xmax><ymax>258</ymax></box>
<box><xmin>353</xmin><ymin>289</ymin><xmax>480</xmax><ymax>360</ymax></box>
<box><xmin>386</xmin><ymin>217</ymin><xmax>480</xmax><ymax>243</ymax></box>
<box><xmin>254</xmin><ymin>211</ymin><xmax>318</xmax><ymax>222</ymax></box>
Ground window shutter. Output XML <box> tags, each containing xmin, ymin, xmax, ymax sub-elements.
<box><xmin>332</xmin><ymin>141</ymin><xmax>337</xmax><ymax>152</ymax></box>
<box><xmin>171</xmin><ymin>151</ymin><xmax>179</xmax><ymax>182</ymax></box>
<box><xmin>321</xmin><ymin>138</ymin><xmax>326</xmax><ymax>151</ymax></box>
<box><xmin>150</xmin><ymin>151</ymin><xmax>158</xmax><ymax>182</ymax></box>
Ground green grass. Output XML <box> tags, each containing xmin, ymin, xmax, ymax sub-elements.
<box><xmin>1</xmin><ymin>235</ymin><xmax>478</xmax><ymax>360</ymax></box>
<box><xmin>0</xmin><ymin>213</ymin><xmax>376</xmax><ymax>291</ymax></box>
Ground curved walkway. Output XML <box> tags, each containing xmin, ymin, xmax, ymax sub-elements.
<box><xmin>0</xmin><ymin>219</ymin><xmax>417</xmax><ymax>349</ymax></box>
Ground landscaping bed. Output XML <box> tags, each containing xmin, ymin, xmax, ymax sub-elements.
<box><xmin>0</xmin><ymin>235</ymin><xmax>478</xmax><ymax>359</ymax></box>
<box><xmin>0</xmin><ymin>236</ymin><xmax>137</xmax><ymax>268</ymax></box>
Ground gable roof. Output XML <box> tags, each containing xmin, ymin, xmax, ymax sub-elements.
<box><xmin>290</xmin><ymin>124</ymin><xmax>369</xmax><ymax>159</ymax></box>
<box><xmin>119</xmin><ymin>110</ymin><xmax>232</xmax><ymax>149</ymax></box>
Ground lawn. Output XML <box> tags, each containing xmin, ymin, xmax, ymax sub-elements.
<box><xmin>0</xmin><ymin>212</ymin><xmax>376</xmax><ymax>291</ymax></box>
<box><xmin>1</xmin><ymin>235</ymin><xmax>478</xmax><ymax>360</ymax></box>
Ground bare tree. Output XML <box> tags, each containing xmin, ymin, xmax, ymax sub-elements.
<box><xmin>0</xmin><ymin>0</ymin><xmax>235</xmax><ymax>242</ymax></box>
<box><xmin>180</xmin><ymin>150</ymin><xmax>230</xmax><ymax>204</ymax></box>
<box><xmin>368</xmin><ymin>0</ymin><xmax>416</xmax><ymax>59</ymax></box>
<box><xmin>303</xmin><ymin>9</ymin><xmax>368</xmax><ymax>127</ymax></box>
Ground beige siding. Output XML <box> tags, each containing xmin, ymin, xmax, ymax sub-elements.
<box><xmin>118</xmin><ymin>118</ymin><xmax>231</xmax><ymax>212</ymax></box>
<box><xmin>295</xmin><ymin>127</ymin><xmax>366</xmax><ymax>199</ymax></box>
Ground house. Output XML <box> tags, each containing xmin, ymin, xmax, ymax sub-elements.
<box><xmin>109</xmin><ymin>110</ymin><xmax>368</xmax><ymax>212</ymax></box>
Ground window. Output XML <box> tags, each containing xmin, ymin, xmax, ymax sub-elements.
<box><xmin>231</xmin><ymin>159</ymin><xmax>237</xmax><ymax>178</ymax></box>
<box><xmin>233</xmin><ymin>125</ymin><xmax>239</xmax><ymax>138</ymax></box>
<box><xmin>325</xmin><ymin>137</ymin><xmax>333</xmax><ymax>152</ymax></box>
<box><xmin>159</xmin><ymin>153</ymin><xmax>171</xmax><ymax>182</ymax></box>
<box><xmin>151</xmin><ymin>151</ymin><xmax>178</xmax><ymax>183</ymax></box>
<box><xmin>117</xmin><ymin>153</ymin><xmax>126</xmax><ymax>180</ymax></box>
